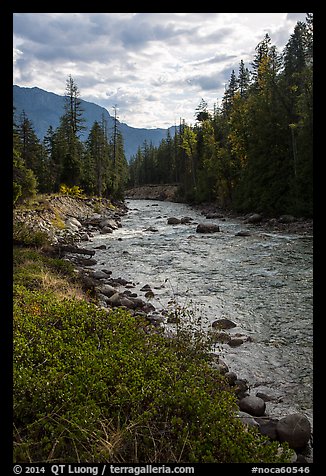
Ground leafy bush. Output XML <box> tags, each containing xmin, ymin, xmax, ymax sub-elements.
<box><xmin>13</xmin><ymin>150</ymin><xmax>38</xmax><ymax>205</ymax></box>
<box><xmin>59</xmin><ymin>184</ymin><xmax>85</xmax><ymax>198</ymax></box>
<box><xmin>13</xmin><ymin>283</ymin><xmax>292</xmax><ymax>463</ymax></box>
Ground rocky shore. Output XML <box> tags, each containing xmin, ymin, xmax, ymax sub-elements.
<box><xmin>13</xmin><ymin>194</ymin><xmax>313</xmax><ymax>463</ymax></box>
<box><xmin>125</xmin><ymin>184</ymin><xmax>313</xmax><ymax>236</ymax></box>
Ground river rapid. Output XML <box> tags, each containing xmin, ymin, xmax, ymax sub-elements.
<box><xmin>87</xmin><ymin>199</ymin><xmax>313</xmax><ymax>426</ymax></box>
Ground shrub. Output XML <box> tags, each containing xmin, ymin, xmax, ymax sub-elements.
<box><xmin>13</xmin><ymin>222</ymin><xmax>50</xmax><ymax>249</ymax></box>
<box><xmin>13</xmin><ymin>284</ymin><xmax>292</xmax><ymax>463</ymax></box>
<box><xmin>59</xmin><ymin>184</ymin><xmax>85</xmax><ymax>199</ymax></box>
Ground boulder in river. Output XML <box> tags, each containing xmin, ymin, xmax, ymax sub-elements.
<box><xmin>167</xmin><ymin>217</ymin><xmax>181</xmax><ymax>225</ymax></box>
<box><xmin>99</xmin><ymin>284</ymin><xmax>118</xmax><ymax>298</ymax></box>
<box><xmin>238</xmin><ymin>395</ymin><xmax>266</xmax><ymax>416</ymax></box>
<box><xmin>196</xmin><ymin>223</ymin><xmax>220</xmax><ymax>233</ymax></box>
<box><xmin>212</xmin><ymin>318</ymin><xmax>237</xmax><ymax>329</ymax></box>
<box><xmin>228</xmin><ymin>337</ymin><xmax>245</xmax><ymax>347</ymax></box>
<box><xmin>244</xmin><ymin>213</ymin><xmax>262</xmax><ymax>224</ymax></box>
<box><xmin>180</xmin><ymin>216</ymin><xmax>193</xmax><ymax>224</ymax></box>
<box><xmin>235</xmin><ymin>230</ymin><xmax>251</xmax><ymax>237</ymax></box>
<box><xmin>276</xmin><ymin>413</ymin><xmax>311</xmax><ymax>449</ymax></box>
<box><xmin>255</xmin><ymin>417</ymin><xmax>279</xmax><ymax>440</ymax></box>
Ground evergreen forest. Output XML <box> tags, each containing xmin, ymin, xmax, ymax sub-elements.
<box><xmin>129</xmin><ymin>15</ymin><xmax>313</xmax><ymax>216</ymax></box>
<box><xmin>13</xmin><ymin>14</ymin><xmax>313</xmax><ymax>217</ymax></box>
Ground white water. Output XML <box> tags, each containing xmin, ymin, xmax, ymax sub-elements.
<box><xmin>87</xmin><ymin>199</ymin><xmax>313</xmax><ymax>426</ymax></box>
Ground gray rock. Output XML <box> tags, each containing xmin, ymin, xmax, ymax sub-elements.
<box><xmin>196</xmin><ymin>223</ymin><xmax>220</xmax><ymax>233</ymax></box>
<box><xmin>276</xmin><ymin>413</ymin><xmax>311</xmax><ymax>449</ymax></box>
<box><xmin>120</xmin><ymin>297</ymin><xmax>135</xmax><ymax>309</ymax></box>
<box><xmin>212</xmin><ymin>318</ymin><xmax>237</xmax><ymax>329</ymax></box>
<box><xmin>256</xmin><ymin>387</ymin><xmax>283</xmax><ymax>402</ymax></box>
<box><xmin>255</xmin><ymin>417</ymin><xmax>279</xmax><ymax>440</ymax></box>
<box><xmin>100</xmin><ymin>218</ymin><xmax>118</xmax><ymax>229</ymax></box>
<box><xmin>130</xmin><ymin>297</ymin><xmax>146</xmax><ymax>309</ymax></box>
<box><xmin>66</xmin><ymin>217</ymin><xmax>82</xmax><ymax>229</ymax></box>
<box><xmin>100</xmin><ymin>269</ymin><xmax>112</xmax><ymax>275</ymax></box>
<box><xmin>142</xmin><ymin>303</ymin><xmax>156</xmax><ymax>313</ymax></box>
<box><xmin>228</xmin><ymin>337</ymin><xmax>244</xmax><ymax>347</ymax></box>
<box><xmin>180</xmin><ymin>216</ymin><xmax>193</xmax><ymax>224</ymax></box>
<box><xmin>140</xmin><ymin>284</ymin><xmax>152</xmax><ymax>292</ymax></box>
<box><xmin>76</xmin><ymin>257</ymin><xmax>97</xmax><ymax>266</ymax></box>
<box><xmin>237</xmin><ymin>411</ymin><xmax>260</xmax><ymax>429</ymax></box>
<box><xmin>239</xmin><ymin>396</ymin><xmax>266</xmax><ymax>417</ymax></box>
<box><xmin>90</xmin><ymin>270</ymin><xmax>109</xmax><ymax>280</ymax></box>
<box><xmin>100</xmin><ymin>284</ymin><xmax>118</xmax><ymax>298</ymax></box>
<box><xmin>100</xmin><ymin>226</ymin><xmax>113</xmax><ymax>234</ymax></box>
<box><xmin>167</xmin><ymin>217</ymin><xmax>181</xmax><ymax>224</ymax></box>
<box><xmin>65</xmin><ymin>221</ymin><xmax>79</xmax><ymax>232</ymax></box>
<box><xmin>235</xmin><ymin>230</ymin><xmax>251</xmax><ymax>237</ymax></box>
<box><xmin>108</xmin><ymin>293</ymin><xmax>121</xmax><ymax>307</ymax></box>
<box><xmin>211</xmin><ymin>331</ymin><xmax>231</xmax><ymax>344</ymax></box>
<box><xmin>245</xmin><ymin>213</ymin><xmax>262</xmax><ymax>224</ymax></box>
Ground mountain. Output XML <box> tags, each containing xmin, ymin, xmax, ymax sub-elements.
<box><xmin>13</xmin><ymin>85</ymin><xmax>175</xmax><ymax>160</ymax></box>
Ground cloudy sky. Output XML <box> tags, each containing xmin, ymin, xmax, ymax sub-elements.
<box><xmin>13</xmin><ymin>13</ymin><xmax>307</xmax><ymax>129</ymax></box>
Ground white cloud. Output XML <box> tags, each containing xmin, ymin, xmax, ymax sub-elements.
<box><xmin>13</xmin><ymin>12</ymin><xmax>309</xmax><ymax>129</ymax></box>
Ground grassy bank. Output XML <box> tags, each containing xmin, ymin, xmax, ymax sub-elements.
<box><xmin>13</xmin><ymin>228</ymin><xmax>292</xmax><ymax>463</ymax></box>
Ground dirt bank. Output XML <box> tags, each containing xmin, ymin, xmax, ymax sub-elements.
<box><xmin>125</xmin><ymin>184</ymin><xmax>180</xmax><ymax>202</ymax></box>
<box><xmin>13</xmin><ymin>195</ymin><xmax>127</xmax><ymax>244</ymax></box>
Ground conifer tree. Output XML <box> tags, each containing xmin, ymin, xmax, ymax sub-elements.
<box><xmin>238</xmin><ymin>60</ymin><xmax>250</xmax><ymax>97</ymax></box>
<box><xmin>222</xmin><ymin>70</ymin><xmax>238</xmax><ymax>115</ymax></box>
<box><xmin>13</xmin><ymin>111</ymin><xmax>38</xmax><ymax>204</ymax></box>
<box><xmin>58</xmin><ymin>76</ymin><xmax>85</xmax><ymax>186</ymax></box>
<box><xmin>85</xmin><ymin>121</ymin><xmax>110</xmax><ymax>197</ymax></box>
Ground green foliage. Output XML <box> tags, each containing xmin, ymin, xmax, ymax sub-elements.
<box><xmin>13</xmin><ymin>247</ymin><xmax>75</xmax><ymax>286</ymax></box>
<box><xmin>13</xmin><ymin>222</ymin><xmax>50</xmax><ymax>249</ymax></box>
<box><xmin>13</xmin><ymin>182</ymin><xmax>22</xmax><ymax>205</ymax></box>
<box><xmin>59</xmin><ymin>183</ymin><xmax>85</xmax><ymax>198</ymax></box>
<box><xmin>13</xmin><ymin>249</ymin><xmax>292</xmax><ymax>463</ymax></box>
<box><xmin>13</xmin><ymin>149</ymin><xmax>38</xmax><ymax>206</ymax></box>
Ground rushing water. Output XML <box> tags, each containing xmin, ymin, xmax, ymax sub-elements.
<box><xmin>88</xmin><ymin>199</ymin><xmax>313</xmax><ymax>426</ymax></box>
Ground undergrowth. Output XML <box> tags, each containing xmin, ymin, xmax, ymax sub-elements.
<box><xmin>13</xmin><ymin>236</ymin><xmax>292</xmax><ymax>463</ymax></box>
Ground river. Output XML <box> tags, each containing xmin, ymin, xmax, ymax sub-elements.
<box><xmin>87</xmin><ymin>199</ymin><xmax>313</xmax><ymax>427</ymax></box>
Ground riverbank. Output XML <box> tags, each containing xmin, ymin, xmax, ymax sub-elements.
<box><xmin>13</xmin><ymin>194</ymin><xmax>313</xmax><ymax>463</ymax></box>
<box><xmin>125</xmin><ymin>184</ymin><xmax>180</xmax><ymax>202</ymax></box>
<box><xmin>125</xmin><ymin>184</ymin><xmax>313</xmax><ymax>236</ymax></box>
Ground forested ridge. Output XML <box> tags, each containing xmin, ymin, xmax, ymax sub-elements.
<box><xmin>14</xmin><ymin>14</ymin><xmax>312</xmax><ymax>217</ymax></box>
